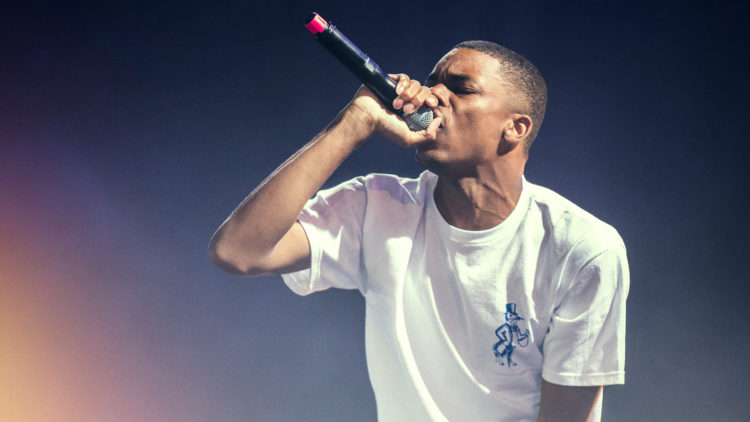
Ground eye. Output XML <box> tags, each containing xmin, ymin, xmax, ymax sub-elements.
<box><xmin>453</xmin><ymin>88</ymin><xmax>474</xmax><ymax>96</ymax></box>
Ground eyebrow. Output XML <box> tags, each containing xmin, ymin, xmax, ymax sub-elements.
<box><xmin>425</xmin><ymin>72</ymin><xmax>475</xmax><ymax>84</ymax></box>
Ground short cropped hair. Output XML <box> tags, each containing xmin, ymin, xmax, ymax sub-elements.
<box><xmin>454</xmin><ymin>41</ymin><xmax>547</xmax><ymax>150</ymax></box>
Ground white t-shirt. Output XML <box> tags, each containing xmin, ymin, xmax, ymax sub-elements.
<box><xmin>282</xmin><ymin>171</ymin><xmax>629</xmax><ymax>422</ymax></box>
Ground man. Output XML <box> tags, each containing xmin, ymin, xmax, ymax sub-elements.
<box><xmin>210</xmin><ymin>41</ymin><xmax>629</xmax><ymax>421</ymax></box>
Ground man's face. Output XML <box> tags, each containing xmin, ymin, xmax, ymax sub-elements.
<box><xmin>418</xmin><ymin>48</ymin><xmax>522</xmax><ymax>175</ymax></box>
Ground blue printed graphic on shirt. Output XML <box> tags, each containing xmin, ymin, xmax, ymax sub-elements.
<box><xmin>493</xmin><ymin>303</ymin><xmax>530</xmax><ymax>367</ymax></box>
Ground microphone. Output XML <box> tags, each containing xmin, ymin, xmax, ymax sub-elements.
<box><xmin>304</xmin><ymin>13</ymin><xmax>433</xmax><ymax>131</ymax></box>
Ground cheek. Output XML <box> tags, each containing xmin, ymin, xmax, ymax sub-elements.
<box><xmin>440</xmin><ymin>96</ymin><xmax>507</xmax><ymax>153</ymax></box>
<box><xmin>456</xmin><ymin>107</ymin><xmax>505</xmax><ymax>152</ymax></box>
<box><xmin>457</xmin><ymin>101</ymin><xmax>504</xmax><ymax>138</ymax></box>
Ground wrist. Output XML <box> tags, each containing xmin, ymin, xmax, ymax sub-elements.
<box><xmin>338</xmin><ymin>100</ymin><xmax>376</xmax><ymax>144</ymax></box>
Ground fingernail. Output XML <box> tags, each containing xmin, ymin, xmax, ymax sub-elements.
<box><xmin>403</xmin><ymin>103</ymin><xmax>415</xmax><ymax>114</ymax></box>
<box><xmin>393</xmin><ymin>98</ymin><xmax>404</xmax><ymax>109</ymax></box>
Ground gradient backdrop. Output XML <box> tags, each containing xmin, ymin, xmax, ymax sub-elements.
<box><xmin>2</xmin><ymin>1</ymin><xmax>748</xmax><ymax>421</ymax></box>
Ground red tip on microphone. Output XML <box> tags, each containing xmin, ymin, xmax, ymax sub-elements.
<box><xmin>305</xmin><ymin>13</ymin><xmax>327</xmax><ymax>34</ymax></box>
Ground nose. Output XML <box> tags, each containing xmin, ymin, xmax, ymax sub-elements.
<box><xmin>429</xmin><ymin>83</ymin><xmax>451</xmax><ymax>107</ymax></box>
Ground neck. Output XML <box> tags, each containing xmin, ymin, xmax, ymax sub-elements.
<box><xmin>433</xmin><ymin>160</ymin><xmax>525</xmax><ymax>231</ymax></box>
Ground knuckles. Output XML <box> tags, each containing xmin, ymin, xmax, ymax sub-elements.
<box><xmin>394</xmin><ymin>75</ymin><xmax>436</xmax><ymax>110</ymax></box>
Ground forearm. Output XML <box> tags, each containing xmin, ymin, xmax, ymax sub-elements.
<box><xmin>536</xmin><ymin>381</ymin><xmax>602</xmax><ymax>422</ymax></box>
<box><xmin>210</xmin><ymin>104</ymin><xmax>372</xmax><ymax>273</ymax></box>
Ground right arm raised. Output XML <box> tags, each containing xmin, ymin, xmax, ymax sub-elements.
<box><xmin>209</xmin><ymin>80</ymin><xmax>441</xmax><ymax>277</ymax></box>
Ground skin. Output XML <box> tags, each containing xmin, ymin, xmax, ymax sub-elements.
<box><xmin>538</xmin><ymin>382</ymin><xmax>603</xmax><ymax>422</ymax></box>
<box><xmin>210</xmin><ymin>47</ymin><xmax>602</xmax><ymax>421</ymax></box>
<box><xmin>406</xmin><ymin>48</ymin><xmax>531</xmax><ymax>230</ymax></box>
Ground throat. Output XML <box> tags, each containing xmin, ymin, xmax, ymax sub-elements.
<box><xmin>434</xmin><ymin>176</ymin><xmax>522</xmax><ymax>231</ymax></box>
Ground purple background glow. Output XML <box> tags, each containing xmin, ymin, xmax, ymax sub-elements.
<box><xmin>2</xmin><ymin>1</ymin><xmax>748</xmax><ymax>420</ymax></box>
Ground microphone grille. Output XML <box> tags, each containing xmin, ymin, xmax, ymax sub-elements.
<box><xmin>403</xmin><ymin>105</ymin><xmax>433</xmax><ymax>131</ymax></box>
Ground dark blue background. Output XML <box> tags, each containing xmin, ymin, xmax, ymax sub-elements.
<box><xmin>2</xmin><ymin>0</ymin><xmax>748</xmax><ymax>420</ymax></box>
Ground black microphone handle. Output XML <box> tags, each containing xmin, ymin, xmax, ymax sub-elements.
<box><xmin>311</xmin><ymin>20</ymin><xmax>433</xmax><ymax>131</ymax></box>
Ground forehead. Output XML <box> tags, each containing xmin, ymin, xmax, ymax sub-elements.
<box><xmin>428</xmin><ymin>48</ymin><xmax>504</xmax><ymax>86</ymax></box>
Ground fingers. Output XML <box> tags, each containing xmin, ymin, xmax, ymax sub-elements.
<box><xmin>391</xmin><ymin>74</ymin><xmax>438</xmax><ymax>115</ymax></box>
<box><xmin>366</xmin><ymin>74</ymin><xmax>442</xmax><ymax>147</ymax></box>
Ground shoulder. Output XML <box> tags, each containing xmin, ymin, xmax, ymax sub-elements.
<box><xmin>361</xmin><ymin>171</ymin><xmax>433</xmax><ymax>203</ymax></box>
<box><xmin>524</xmin><ymin>179</ymin><xmax>625</xmax><ymax>260</ymax></box>
<box><xmin>311</xmin><ymin>171</ymin><xmax>433</xmax><ymax>211</ymax></box>
<box><xmin>524</xmin><ymin>180</ymin><xmax>629</xmax><ymax>304</ymax></box>
<box><xmin>324</xmin><ymin>171</ymin><xmax>433</xmax><ymax>207</ymax></box>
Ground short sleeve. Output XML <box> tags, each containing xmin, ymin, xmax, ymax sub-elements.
<box><xmin>281</xmin><ymin>177</ymin><xmax>367</xmax><ymax>296</ymax></box>
<box><xmin>541</xmin><ymin>245</ymin><xmax>630</xmax><ymax>386</ymax></box>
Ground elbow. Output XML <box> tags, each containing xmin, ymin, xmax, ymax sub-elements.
<box><xmin>208</xmin><ymin>233</ymin><xmax>266</xmax><ymax>276</ymax></box>
<box><xmin>208</xmin><ymin>233</ymin><xmax>246</xmax><ymax>275</ymax></box>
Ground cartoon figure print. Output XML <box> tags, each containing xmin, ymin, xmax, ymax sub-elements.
<box><xmin>493</xmin><ymin>303</ymin><xmax>530</xmax><ymax>367</ymax></box>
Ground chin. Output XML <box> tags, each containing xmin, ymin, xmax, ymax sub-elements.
<box><xmin>415</xmin><ymin>148</ymin><xmax>447</xmax><ymax>174</ymax></box>
<box><xmin>416</xmin><ymin>150</ymin><xmax>480</xmax><ymax>179</ymax></box>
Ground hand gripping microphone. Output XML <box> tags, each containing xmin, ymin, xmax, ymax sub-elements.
<box><xmin>305</xmin><ymin>13</ymin><xmax>434</xmax><ymax>131</ymax></box>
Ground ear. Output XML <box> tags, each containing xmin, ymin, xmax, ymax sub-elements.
<box><xmin>502</xmin><ymin>114</ymin><xmax>532</xmax><ymax>145</ymax></box>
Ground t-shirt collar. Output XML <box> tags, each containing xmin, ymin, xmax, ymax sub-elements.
<box><xmin>426</xmin><ymin>173</ymin><xmax>531</xmax><ymax>244</ymax></box>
